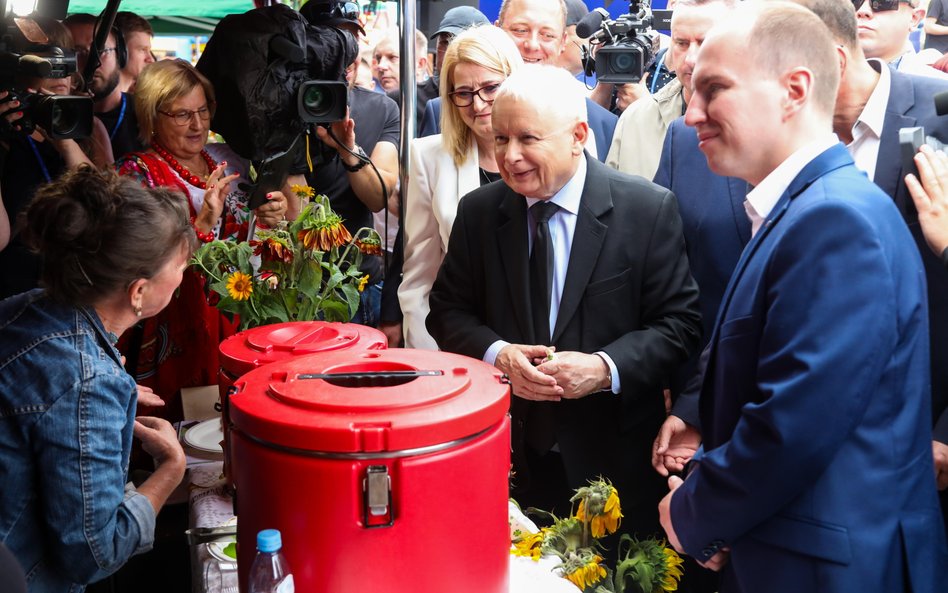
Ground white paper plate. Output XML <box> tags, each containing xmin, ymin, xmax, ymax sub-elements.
<box><xmin>184</xmin><ymin>418</ymin><xmax>224</xmax><ymax>453</ymax></box>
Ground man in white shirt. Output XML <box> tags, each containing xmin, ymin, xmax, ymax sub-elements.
<box><xmin>854</xmin><ymin>0</ymin><xmax>947</xmax><ymax>77</ymax></box>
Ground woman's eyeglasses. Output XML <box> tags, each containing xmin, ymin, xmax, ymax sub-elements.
<box><xmin>449</xmin><ymin>83</ymin><xmax>502</xmax><ymax>107</ymax></box>
<box><xmin>158</xmin><ymin>106</ymin><xmax>213</xmax><ymax>126</ymax></box>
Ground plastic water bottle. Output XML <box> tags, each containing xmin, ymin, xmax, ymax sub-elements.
<box><xmin>248</xmin><ymin>529</ymin><xmax>295</xmax><ymax>593</ymax></box>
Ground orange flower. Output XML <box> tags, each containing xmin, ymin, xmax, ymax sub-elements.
<box><xmin>252</xmin><ymin>237</ymin><xmax>294</xmax><ymax>264</ymax></box>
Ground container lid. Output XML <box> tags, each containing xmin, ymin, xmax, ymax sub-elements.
<box><xmin>230</xmin><ymin>349</ymin><xmax>509</xmax><ymax>453</ymax></box>
<box><xmin>219</xmin><ymin>321</ymin><xmax>387</xmax><ymax>377</ymax></box>
<box><xmin>256</xmin><ymin>529</ymin><xmax>282</xmax><ymax>552</ymax></box>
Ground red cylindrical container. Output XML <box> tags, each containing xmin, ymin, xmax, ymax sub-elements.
<box><xmin>218</xmin><ymin>322</ymin><xmax>386</xmax><ymax>483</ymax></box>
<box><xmin>218</xmin><ymin>321</ymin><xmax>387</xmax><ymax>396</ymax></box>
<box><xmin>229</xmin><ymin>349</ymin><xmax>511</xmax><ymax>593</ymax></box>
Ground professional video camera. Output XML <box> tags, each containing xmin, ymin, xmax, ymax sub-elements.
<box><xmin>575</xmin><ymin>0</ymin><xmax>673</xmax><ymax>84</ymax></box>
<box><xmin>899</xmin><ymin>91</ymin><xmax>948</xmax><ymax>178</ymax></box>
<box><xmin>196</xmin><ymin>3</ymin><xmax>356</xmax><ymax>163</ymax></box>
<box><xmin>0</xmin><ymin>0</ymin><xmax>93</xmax><ymax>139</ymax></box>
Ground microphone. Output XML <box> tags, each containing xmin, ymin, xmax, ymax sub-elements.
<box><xmin>576</xmin><ymin>7</ymin><xmax>609</xmax><ymax>39</ymax></box>
<box><xmin>935</xmin><ymin>90</ymin><xmax>948</xmax><ymax>116</ymax></box>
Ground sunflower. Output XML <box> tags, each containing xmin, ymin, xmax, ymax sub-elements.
<box><xmin>660</xmin><ymin>547</ymin><xmax>685</xmax><ymax>592</ymax></box>
<box><xmin>252</xmin><ymin>236</ymin><xmax>294</xmax><ymax>264</ymax></box>
<box><xmin>563</xmin><ymin>553</ymin><xmax>607</xmax><ymax>590</ymax></box>
<box><xmin>510</xmin><ymin>531</ymin><xmax>544</xmax><ymax>561</ymax></box>
<box><xmin>226</xmin><ymin>271</ymin><xmax>253</xmax><ymax>301</ymax></box>
<box><xmin>356</xmin><ymin>236</ymin><xmax>383</xmax><ymax>256</ymax></box>
<box><xmin>358</xmin><ymin>275</ymin><xmax>370</xmax><ymax>292</ymax></box>
<box><xmin>574</xmin><ymin>480</ymin><xmax>623</xmax><ymax>538</ymax></box>
<box><xmin>291</xmin><ymin>184</ymin><xmax>316</xmax><ymax>200</ymax></box>
<box><xmin>297</xmin><ymin>215</ymin><xmax>352</xmax><ymax>251</ymax></box>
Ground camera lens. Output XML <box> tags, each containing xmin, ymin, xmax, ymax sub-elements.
<box><xmin>610</xmin><ymin>52</ymin><xmax>635</xmax><ymax>73</ymax></box>
<box><xmin>302</xmin><ymin>85</ymin><xmax>334</xmax><ymax>118</ymax></box>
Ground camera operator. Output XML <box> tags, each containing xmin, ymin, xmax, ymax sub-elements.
<box><xmin>0</xmin><ymin>17</ymin><xmax>111</xmax><ymax>300</ymax></box>
<box><xmin>299</xmin><ymin>0</ymin><xmax>399</xmax><ymax>327</ymax></box>
<box><xmin>64</xmin><ymin>13</ymin><xmax>144</xmax><ymax>161</ymax></box>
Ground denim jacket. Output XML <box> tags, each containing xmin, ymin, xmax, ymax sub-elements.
<box><xmin>0</xmin><ymin>290</ymin><xmax>156</xmax><ymax>593</ymax></box>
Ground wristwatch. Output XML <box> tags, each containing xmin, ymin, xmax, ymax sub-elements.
<box><xmin>342</xmin><ymin>145</ymin><xmax>369</xmax><ymax>172</ymax></box>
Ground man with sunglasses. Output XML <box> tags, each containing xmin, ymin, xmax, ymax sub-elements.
<box><xmin>63</xmin><ymin>13</ymin><xmax>144</xmax><ymax>160</ymax></box>
<box><xmin>854</xmin><ymin>0</ymin><xmax>947</xmax><ymax>77</ymax></box>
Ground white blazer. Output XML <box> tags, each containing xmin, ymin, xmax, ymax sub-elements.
<box><xmin>399</xmin><ymin>134</ymin><xmax>481</xmax><ymax>349</ymax></box>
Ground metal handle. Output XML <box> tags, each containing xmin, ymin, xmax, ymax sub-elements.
<box><xmin>299</xmin><ymin>370</ymin><xmax>442</xmax><ymax>388</ymax></box>
<box><xmin>362</xmin><ymin>465</ymin><xmax>394</xmax><ymax>528</ymax></box>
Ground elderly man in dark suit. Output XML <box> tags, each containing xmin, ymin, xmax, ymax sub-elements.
<box><xmin>427</xmin><ymin>64</ymin><xmax>701</xmax><ymax>536</ymax></box>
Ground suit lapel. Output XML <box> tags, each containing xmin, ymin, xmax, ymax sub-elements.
<box><xmin>552</xmin><ymin>157</ymin><xmax>610</xmax><ymax>343</ymax></box>
<box><xmin>727</xmin><ymin>177</ymin><xmax>752</xmax><ymax>244</ymax></box>
<box><xmin>875</xmin><ymin>68</ymin><xmax>916</xmax><ymax>200</ymax></box>
<box><xmin>703</xmin><ymin>145</ymin><xmax>855</xmax><ymax>378</ymax></box>
<box><xmin>497</xmin><ymin>188</ymin><xmax>535</xmax><ymax>341</ymax></box>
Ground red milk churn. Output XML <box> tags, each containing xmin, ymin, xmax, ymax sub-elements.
<box><xmin>218</xmin><ymin>321</ymin><xmax>386</xmax><ymax>482</ymax></box>
<box><xmin>228</xmin><ymin>348</ymin><xmax>511</xmax><ymax>593</ymax></box>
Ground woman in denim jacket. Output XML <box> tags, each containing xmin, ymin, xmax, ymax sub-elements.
<box><xmin>0</xmin><ymin>167</ymin><xmax>192</xmax><ymax>592</ymax></box>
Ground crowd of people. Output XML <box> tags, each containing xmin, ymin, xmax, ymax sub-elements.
<box><xmin>4</xmin><ymin>0</ymin><xmax>948</xmax><ymax>591</ymax></box>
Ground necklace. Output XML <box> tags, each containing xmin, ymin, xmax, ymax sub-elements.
<box><xmin>151</xmin><ymin>141</ymin><xmax>217</xmax><ymax>190</ymax></box>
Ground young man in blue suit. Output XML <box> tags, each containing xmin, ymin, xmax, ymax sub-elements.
<box><xmin>658</xmin><ymin>3</ymin><xmax>948</xmax><ymax>592</ymax></box>
<box><xmin>653</xmin><ymin>0</ymin><xmax>948</xmax><ymax>535</ymax></box>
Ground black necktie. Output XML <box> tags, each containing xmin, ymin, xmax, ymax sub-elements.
<box><xmin>526</xmin><ymin>200</ymin><xmax>559</xmax><ymax>455</ymax></box>
<box><xmin>530</xmin><ymin>200</ymin><xmax>558</xmax><ymax>345</ymax></box>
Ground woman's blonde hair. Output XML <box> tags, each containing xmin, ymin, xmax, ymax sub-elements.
<box><xmin>134</xmin><ymin>59</ymin><xmax>216</xmax><ymax>143</ymax></box>
<box><xmin>440</xmin><ymin>25</ymin><xmax>523</xmax><ymax>167</ymax></box>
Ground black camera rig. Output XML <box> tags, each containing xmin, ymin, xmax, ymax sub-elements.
<box><xmin>576</xmin><ymin>0</ymin><xmax>673</xmax><ymax>84</ymax></box>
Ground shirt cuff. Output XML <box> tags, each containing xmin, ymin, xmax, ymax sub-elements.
<box><xmin>595</xmin><ymin>351</ymin><xmax>621</xmax><ymax>394</ymax></box>
<box><xmin>122</xmin><ymin>485</ymin><xmax>157</xmax><ymax>555</ymax></box>
<box><xmin>484</xmin><ymin>340</ymin><xmax>510</xmax><ymax>366</ymax></box>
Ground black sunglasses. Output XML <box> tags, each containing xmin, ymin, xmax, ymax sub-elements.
<box><xmin>851</xmin><ymin>0</ymin><xmax>911</xmax><ymax>11</ymax></box>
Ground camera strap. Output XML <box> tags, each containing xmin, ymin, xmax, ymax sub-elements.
<box><xmin>26</xmin><ymin>136</ymin><xmax>51</xmax><ymax>182</ymax></box>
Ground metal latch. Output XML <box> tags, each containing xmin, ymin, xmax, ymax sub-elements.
<box><xmin>362</xmin><ymin>465</ymin><xmax>394</xmax><ymax>528</ymax></box>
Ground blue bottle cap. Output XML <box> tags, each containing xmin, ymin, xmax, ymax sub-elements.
<box><xmin>256</xmin><ymin>529</ymin><xmax>282</xmax><ymax>553</ymax></box>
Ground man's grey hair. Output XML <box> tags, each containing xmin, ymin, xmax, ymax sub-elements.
<box><xmin>494</xmin><ymin>64</ymin><xmax>588</xmax><ymax>124</ymax></box>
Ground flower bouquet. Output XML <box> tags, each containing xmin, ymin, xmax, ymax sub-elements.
<box><xmin>190</xmin><ymin>187</ymin><xmax>382</xmax><ymax>330</ymax></box>
<box><xmin>511</xmin><ymin>479</ymin><xmax>684</xmax><ymax>593</ymax></box>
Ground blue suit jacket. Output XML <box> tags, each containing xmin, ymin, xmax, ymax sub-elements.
<box><xmin>654</xmin><ymin>117</ymin><xmax>751</xmax><ymax>349</ymax></box>
<box><xmin>671</xmin><ymin>144</ymin><xmax>948</xmax><ymax>593</ymax></box>
<box><xmin>876</xmin><ymin>68</ymin><xmax>948</xmax><ymax>441</ymax></box>
<box><xmin>418</xmin><ymin>96</ymin><xmax>618</xmax><ymax>162</ymax></box>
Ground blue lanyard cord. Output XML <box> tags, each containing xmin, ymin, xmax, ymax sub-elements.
<box><xmin>650</xmin><ymin>51</ymin><xmax>667</xmax><ymax>95</ymax></box>
<box><xmin>26</xmin><ymin>136</ymin><xmax>51</xmax><ymax>182</ymax></box>
<box><xmin>110</xmin><ymin>94</ymin><xmax>126</xmax><ymax>141</ymax></box>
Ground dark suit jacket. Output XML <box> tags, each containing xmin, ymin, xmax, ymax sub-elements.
<box><xmin>672</xmin><ymin>144</ymin><xmax>947</xmax><ymax>593</ymax></box>
<box><xmin>427</xmin><ymin>155</ymin><xmax>701</xmax><ymax>495</ymax></box>
<box><xmin>654</xmin><ymin>117</ymin><xmax>751</xmax><ymax>409</ymax></box>
<box><xmin>418</xmin><ymin>96</ymin><xmax>619</xmax><ymax>162</ymax></box>
<box><xmin>876</xmin><ymin>67</ymin><xmax>948</xmax><ymax>441</ymax></box>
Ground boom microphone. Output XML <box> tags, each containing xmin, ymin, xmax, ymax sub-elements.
<box><xmin>576</xmin><ymin>7</ymin><xmax>609</xmax><ymax>39</ymax></box>
<box><xmin>935</xmin><ymin>90</ymin><xmax>948</xmax><ymax>116</ymax></box>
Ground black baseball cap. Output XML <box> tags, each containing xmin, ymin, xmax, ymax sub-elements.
<box><xmin>300</xmin><ymin>0</ymin><xmax>366</xmax><ymax>36</ymax></box>
<box><xmin>430</xmin><ymin>6</ymin><xmax>490</xmax><ymax>39</ymax></box>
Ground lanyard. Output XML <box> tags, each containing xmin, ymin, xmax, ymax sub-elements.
<box><xmin>26</xmin><ymin>136</ymin><xmax>51</xmax><ymax>182</ymax></box>
<box><xmin>650</xmin><ymin>51</ymin><xmax>667</xmax><ymax>95</ymax></box>
<box><xmin>109</xmin><ymin>94</ymin><xmax>126</xmax><ymax>140</ymax></box>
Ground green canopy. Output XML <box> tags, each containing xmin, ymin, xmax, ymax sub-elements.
<box><xmin>66</xmin><ymin>1</ymin><xmax>255</xmax><ymax>18</ymax></box>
